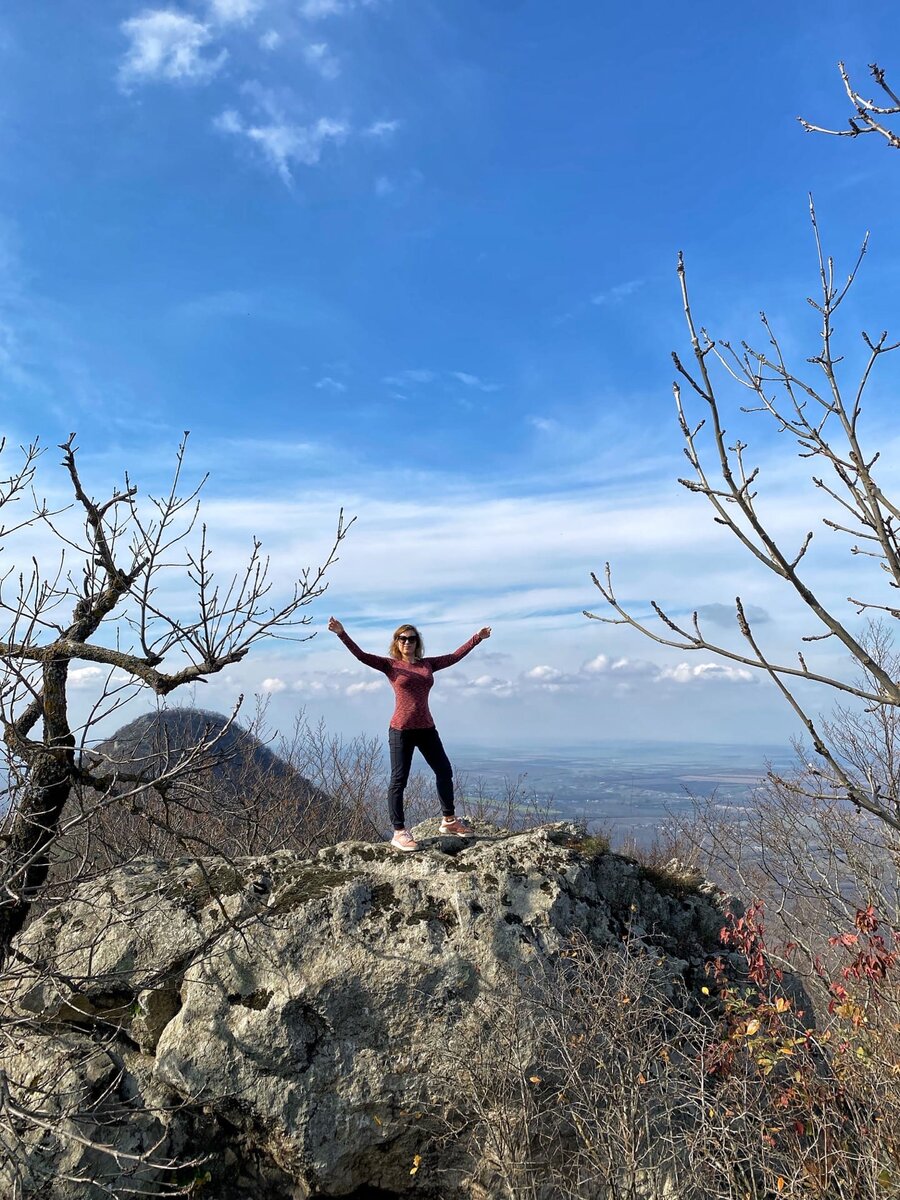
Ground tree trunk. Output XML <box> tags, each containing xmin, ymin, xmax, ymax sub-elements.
<box><xmin>0</xmin><ymin>659</ymin><xmax>74</xmax><ymax>966</ymax></box>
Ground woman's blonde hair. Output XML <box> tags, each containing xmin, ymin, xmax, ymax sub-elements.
<box><xmin>390</xmin><ymin>624</ymin><xmax>423</xmax><ymax>660</ymax></box>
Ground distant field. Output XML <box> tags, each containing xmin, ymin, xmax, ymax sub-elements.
<box><xmin>453</xmin><ymin>740</ymin><xmax>795</xmax><ymax>847</ymax></box>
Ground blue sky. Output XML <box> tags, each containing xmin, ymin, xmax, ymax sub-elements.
<box><xmin>3</xmin><ymin>0</ymin><xmax>900</xmax><ymax>748</ymax></box>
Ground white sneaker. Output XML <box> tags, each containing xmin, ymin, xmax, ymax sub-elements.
<box><xmin>439</xmin><ymin>817</ymin><xmax>473</xmax><ymax>837</ymax></box>
<box><xmin>390</xmin><ymin>829</ymin><xmax>418</xmax><ymax>852</ymax></box>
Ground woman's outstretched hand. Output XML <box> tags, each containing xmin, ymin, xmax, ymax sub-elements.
<box><xmin>477</xmin><ymin>626</ymin><xmax>492</xmax><ymax>640</ymax></box>
<box><xmin>328</xmin><ymin>617</ymin><xmax>344</xmax><ymax>635</ymax></box>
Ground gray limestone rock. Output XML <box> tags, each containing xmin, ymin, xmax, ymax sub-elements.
<box><xmin>0</xmin><ymin>822</ymin><xmax>739</xmax><ymax>1198</ymax></box>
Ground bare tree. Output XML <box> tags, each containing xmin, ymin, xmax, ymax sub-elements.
<box><xmin>655</xmin><ymin>626</ymin><xmax>900</xmax><ymax>996</ymax></box>
<box><xmin>799</xmin><ymin>61</ymin><xmax>900</xmax><ymax>151</ymax></box>
<box><xmin>585</xmin><ymin>201</ymin><xmax>900</xmax><ymax>833</ymax></box>
<box><xmin>0</xmin><ymin>433</ymin><xmax>349</xmax><ymax>965</ymax></box>
<box><xmin>587</xmin><ymin>58</ymin><xmax>900</xmax><ymax>835</ymax></box>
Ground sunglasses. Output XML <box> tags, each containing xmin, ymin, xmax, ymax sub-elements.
<box><xmin>397</xmin><ymin>634</ymin><xmax>418</xmax><ymax>642</ymax></box>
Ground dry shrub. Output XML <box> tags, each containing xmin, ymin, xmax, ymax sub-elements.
<box><xmin>455</xmin><ymin>769</ymin><xmax>558</xmax><ymax>832</ymax></box>
<box><xmin>445</xmin><ymin>918</ymin><xmax>900</xmax><ymax>1200</ymax></box>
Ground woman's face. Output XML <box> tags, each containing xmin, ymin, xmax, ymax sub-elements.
<box><xmin>397</xmin><ymin>630</ymin><xmax>419</xmax><ymax>660</ymax></box>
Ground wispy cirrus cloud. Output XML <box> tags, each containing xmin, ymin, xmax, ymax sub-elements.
<box><xmin>383</xmin><ymin>368</ymin><xmax>437</xmax><ymax>387</ymax></box>
<box><xmin>304</xmin><ymin>41</ymin><xmax>341</xmax><ymax>79</ymax></box>
<box><xmin>364</xmin><ymin>119</ymin><xmax>400</xmax><ymax>138</ymax></box>
<box><xmin>383</xmin><ymin>368</ymin><xmax>501</xmax><ymax>394</ymax></box>
<box><xmin>452</xmin><ymin>371</ymin><xmax>501</xmax><ymax>393</ymax></box>
<box><xmin>207</xmin><ymin>0</ymin><xmax>264</xmax><ymax>24</ymax></box>
<box><xmin>214</xmin><ymin>106</ymin><xmax>348</xmax><ymax>183</ymax></box>
<box><xmin>373</xmin><ymin>167</ymin><xmax>422</xmax><ymax>204</ymax></box>
<box><xmin>117</xmin><ymin>2</ymin><xmax>395</xmax><ymax>183</ymax></box>
<box><xmin>315</xmin><ymin>376</ymin><xmax>347</xmax><ymax>392</ymax></box>
<box><xmin>119</xmin><ymin>10</ymin><xmax>227</xmax><ymax>87</ymax></box>
<box><xmin>591</xmin><ymin>278</ymin><xmax>644</xmax><ymax>306</ymax></box>
<box><xmin>527</xmin><ymin>416</ymin><xmax>558</xmax><ymax>435</ymax></box>
<box><xmin>553</xmin><ymin>277</ymin><xmax>646</xmax><ymax>327</ymax></box>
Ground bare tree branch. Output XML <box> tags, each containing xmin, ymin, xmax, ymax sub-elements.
<box><xmin>588</xmin><ymin>203</ymin><xmax>900</xmax><ymax>833</ymax></box>
<box><xmin>799</xmin><ymin>61</ymin><xmax>900</xmax><ymax>150</ymax></box>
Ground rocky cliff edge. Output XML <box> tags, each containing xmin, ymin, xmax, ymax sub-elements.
<box><xmin>1</xmin><ymin>821</ymin><xmax>737</xmax><ymax>1199</ymax></box>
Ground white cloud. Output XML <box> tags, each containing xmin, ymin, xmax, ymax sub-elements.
<box><xmin>383</xmin><ymin>369</ymin><xmax>437</xmax><ymax>386</ymax></box>
<box><xmin>119</xmin><ymin>10</ymin><xmax>226</xmax><ymax>86</ymax></box>
<box><xmin>464</xmin><ymin>674</ymin><xmax>515</xmax><ymax>698</ymax></box>
<box><xmin>261</xmin><ymin>676</ymin><xmax>288</xmax><ymax>693</ymax></box>
<box><xmin>584</xmin><ymin>653</ymin><xmax>754</xmax><ymax>687</ymax></box>
<box><xmin>526</xmin><ymin>665</ymin><xmax>563</xmax><ymax>682</ymax></box>
<box><xmin>610</xmin><ymin>657</ymin><xmax>649</xmax><ymax>674</ymax></box>
<box><xmin>116</xmin><ymin>4</ymin><xmax>393</xmax><ymax>187</ymax></box>
<box><xmin>522</xmin><ymin>664</ymin><xmax>576</xmax><ymax>693</ymax></box>
<box><xmin>528</xmin><ymin>416</ymin><xmax>559</xmax><ymax>435</ymax></box>
<box><xmin>68</xmin><ymin>666</ymin><xmax>107</xmax><ymax>690</ymax></box>
<box><xmin>591</xmin><ymin>279</ymin><xmax>644</xmax><ymax>306</ymax></box>
<box><xmin>364</xmin><ymin>119</ymin><xmax>400</xmax><ymax>138</ymax></box>
<box><xmin>293</xmin><ymin>678</ymin><xmax>329</xmax><ymax>693</ymax></box>
<box><xmin>583</xmin><ymin>653</ymin><xmax>610</xmax><ymax>675</ymax></box>
<box><xmin>304</xmin><ymin>41</ymin><xmax>340</xmax><ymax>79</ymax></box>
<box><xmin>658</xmin><ymin>662</ymin><xmax>755</xmax><ymax>684</ymax></box>
<box><xmin>207</xmin><ymin>0</ymin><xmax>262</xmax><ymax>24</ymax></box>
<box><xmin>315</xmin><ymin>376</ymin><xmax>347</xmax><ymax>392</ymax></box>
<box><xmin>452</xmin><ymin>371</ymin><xmax>501</xmax><ymax>393</ymax></box>
<box><xmin>582</xmin><ymin>655</ymin><xmax>648</xmax><ymax>680</ymax></box>
<box><xmin>137</xmin><ymin>416</ymin><xmax>882</xmax><ymax>746</ymax></box>
<box><xmin>346</xmin><ymin>680</ymin><xmax>384</xmax><ymax>695</ymax></box>
<box><xmin>214</xmin><ymin>108</ymin><xmax>348</xmax><ymax>183</ymax></box>
<box><xmin>215</xmin><ymin>108</ymin><xmax>243</xmax><ymax>135</ymax></box>
<box><xmin>371</xmin><ymin>168</ymin><xmax>423</xmax><ymax>205</ymax></box>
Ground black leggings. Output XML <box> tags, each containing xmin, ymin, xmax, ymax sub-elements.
<box><xmin>388</xmin><ymin>727</ymin><xmax>455</xmax><ymax>830</ymax></box>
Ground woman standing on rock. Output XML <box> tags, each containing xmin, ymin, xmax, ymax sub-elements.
<box><xmin>328</xmin><ymin>618</ymin><xmax>492</xmax><ymax>851</ymax></box>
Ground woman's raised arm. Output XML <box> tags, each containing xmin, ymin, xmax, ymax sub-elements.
<box><xmin>328</xmin><ymin>617</ymin><xmax>392</xmax><ymax>673</ymax></box>
<box><xmin>429</xmin><ymin>626</ymin><xmax>492</xmax><ymax>672</ymax></box>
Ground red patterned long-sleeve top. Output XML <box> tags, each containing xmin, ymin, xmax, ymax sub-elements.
<box><xmin>337</xmin><ymin>629</ymin><xmax>484</xmax><ymax>730</ymax></box>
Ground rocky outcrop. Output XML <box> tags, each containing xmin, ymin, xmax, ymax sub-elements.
<box><xmin>1</xmin><ymin>822</ymin><xmax>738</xmax><ymax>1198</ymax></box>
